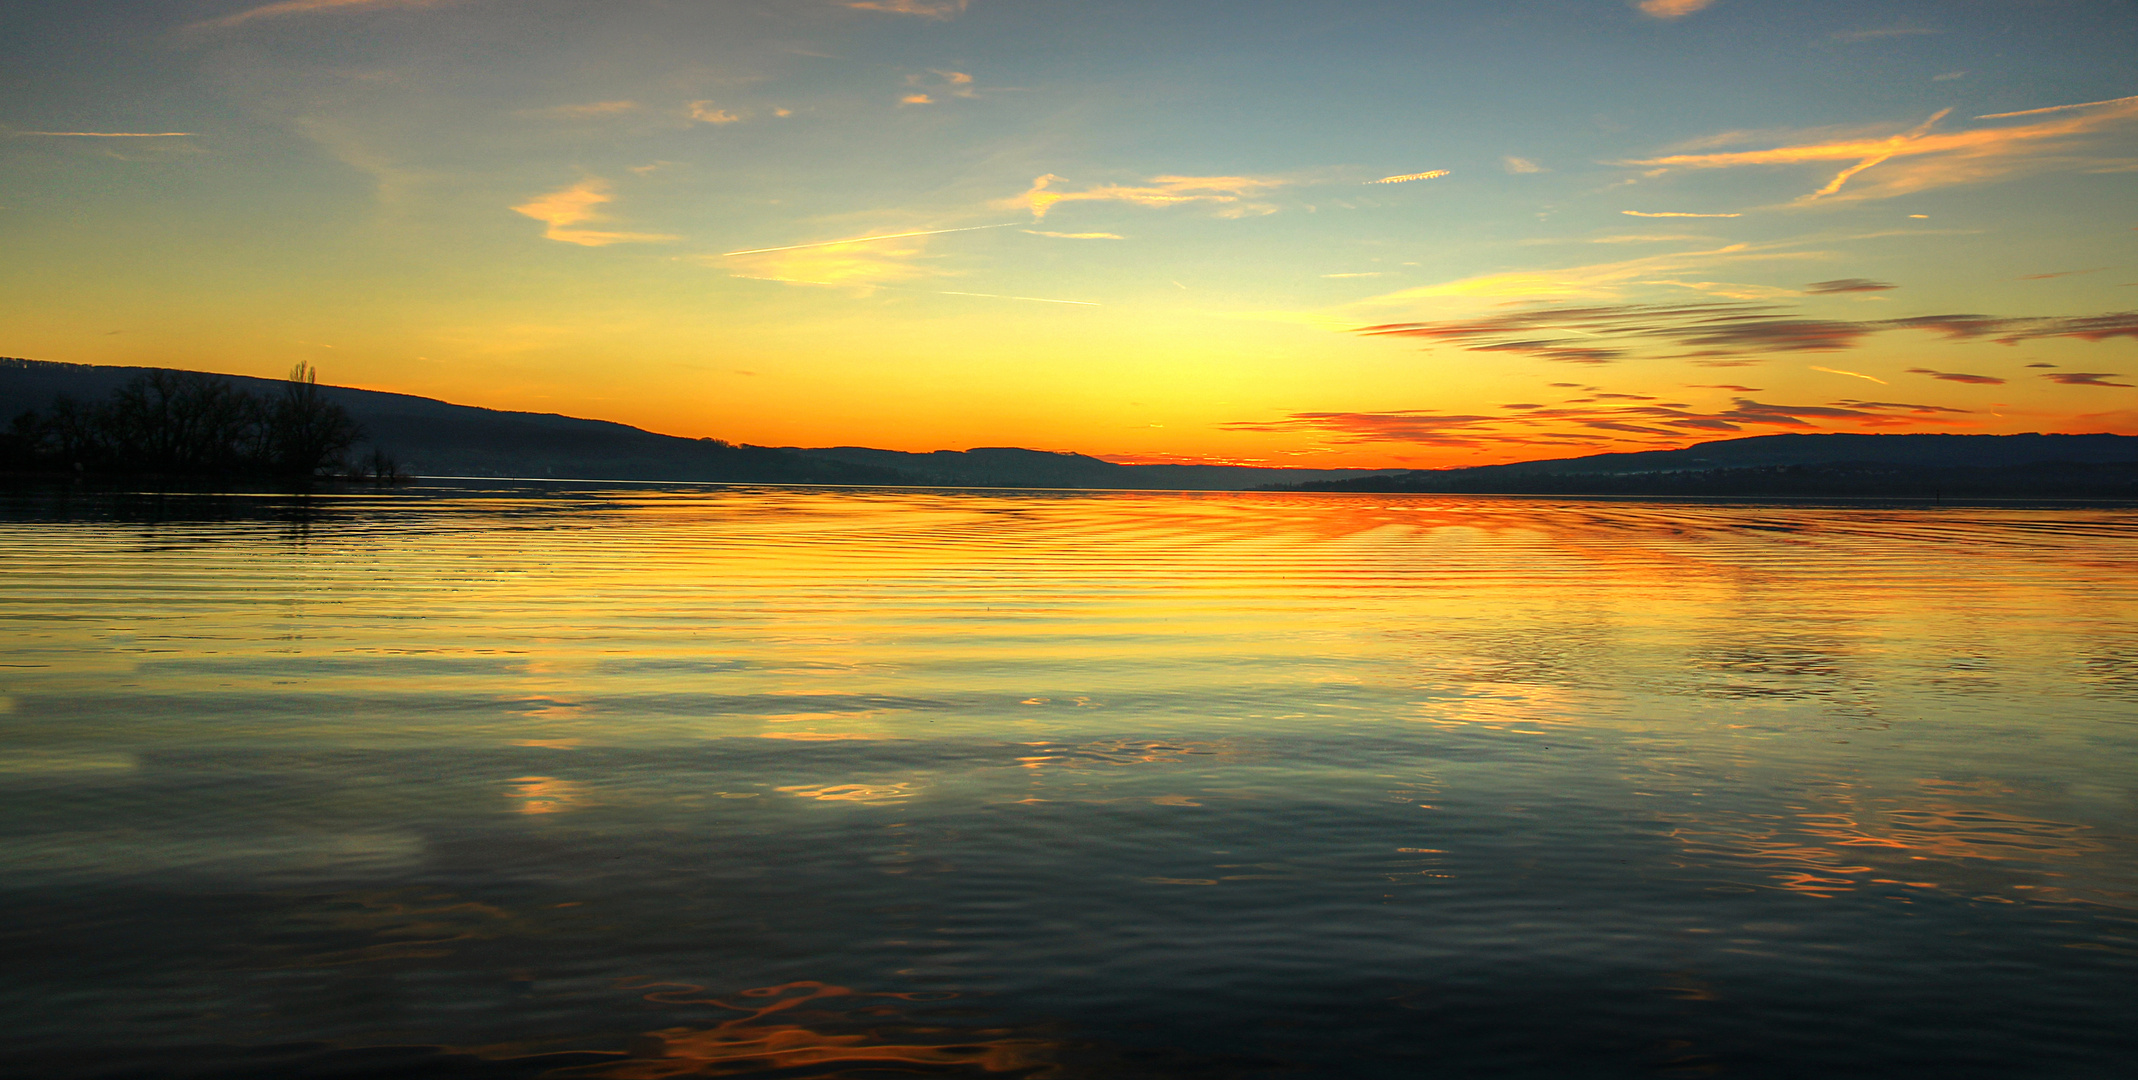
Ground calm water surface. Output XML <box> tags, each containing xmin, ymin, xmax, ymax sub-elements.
<box><xmin>2</xmin><ymin>484</ymin><xmax>2134</xmax><ymax>1078</ymax></box>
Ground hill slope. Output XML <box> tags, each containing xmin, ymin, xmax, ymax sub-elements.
<box><xmin>1</xmin><ymin>358</ymin><xmax>1400</xmax><ymax>489</ymax></box>
<box><xmin>1</xmin><ymin>358</ymin><xmax>900</xmax><ymax>485</ymax></box>
<box><xmin>794</xmin><ymin>445</ymin><xmax>1399</xmax><ymax>490</ymax></box>
<box><xmin>1286</xmin><ymin>433</ymin><xmax>2138</xmax><ymax>498</ymax></box>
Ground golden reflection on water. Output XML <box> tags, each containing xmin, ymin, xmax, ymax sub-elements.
<box><xmin>1661</xmin><ymin>775</ymin><xmax>2111</xmax><ymax>900</ymax></box>
<box><xmin>559</xmin><ymin>981</ymin><xmax>1054</xmax><ymax>1079</ymax></box>
<box><xmin>507</xmin><ymin>775</ymin><xmax>591</xmax><ymax>814</ymax></box>
<box><xmin>3</xmin><ymin>487</ymin><xmax>2137</xmax><ymax>1065</ymax></box>
<box><xmin>778</xmin><ymin>781</ymin><xmax>918</xmax><ymax>804</ymax></box>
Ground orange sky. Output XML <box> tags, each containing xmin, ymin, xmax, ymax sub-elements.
<box><xmin>2</xmin><ymin>0</ymin><xmax>2133</xmax><ymax>467</ymax></box>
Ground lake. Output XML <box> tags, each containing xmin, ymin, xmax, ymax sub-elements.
<box><xmin>2</xmin><ymin>483</ymin><xmax>2134</xmax><ymax>1078</ymax></box>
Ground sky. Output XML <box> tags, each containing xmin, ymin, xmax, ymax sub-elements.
<box><xmin>2</xmin><ymin>0</ymin><xmax>2135</xmax><ymax>468</ymax></box>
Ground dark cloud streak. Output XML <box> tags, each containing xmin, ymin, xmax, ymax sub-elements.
<box><xmin>1805</xmin><ymin>278</ymin><xmax>1897</xmax><ymax>293</ymax></box>
<box><xmin>1354</xmin><ymin>304</ymin><xmax>2138</xmax><ymax>363</ymax></box>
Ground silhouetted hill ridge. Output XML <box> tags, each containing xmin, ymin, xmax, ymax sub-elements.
<box><xmin>0</xmin><ymin>358</ymin><xmax>1399</xmax><ymax>488</ymax></box>
<box><xmin>1</xmin><ymin>358</ymin><xmax>898</xmax><ymax>484</ymax></box>
<box><xmin>793</xmin><ymin>444</ymin><xmax>1398</xmax><ymax>490</ymax></box>
<box><xmin>1284</xmin><ymin>432</ymin><xmax>2138</xmax><ymax>498</ymax></box>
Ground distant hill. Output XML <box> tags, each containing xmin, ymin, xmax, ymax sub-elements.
<box><xmin>794</xmin><ymin>445</ymin><xmax>1401</xmax><ymax>491</ymax></box>
<box><xmin>0</xmin><ymin>358</ymin><xmax>900</xmax><ymax>485</ymax></box>
<box><xmin>0</xmin><ymin>358</ymin><xmax>1400</xmax><ymax>489</ymax></box>
<box><xmin>1284</xmin><ymin>432</ymin><xmax>2138</xmax><ymax>499</ymax></box>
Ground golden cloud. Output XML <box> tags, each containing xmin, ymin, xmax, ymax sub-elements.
<box><xmin>1636</xmin><ymin>0</ymin><xmax>1713</xmax><ymax>19</ymax></box>
<box><xmin>1351</xmin><ymin>240</ymin><xmax>1822</xmax><ymax>305</ymax></box>
<box><xmin>1003</xmin><ymin>173</ymin><xmax>1289</xmax><ymax>220</ymax></box>
<box><xmin>845</xmin><ymin>0</ymin><xmax>968</xmax><ymax>18</ymax></box>
<box><xmin>194</xmin><ymin>0</ymin><xmax>447</xmax><ymax>31</ymax></box>
<box><xmin>1620</xmin><ymin>95</ymin><xmax>2138</xmax><ymax>203</ymax></box>
<box><xmin>688</xmin><ymin>101</ymin><xmax>742</xmax><ymax>124</ymax></box>
<box><xmin>910</xmin><ymin>70</ymin><xmax>980</xmax><ymax>99</ymax></box>
<box><xmin>1366</xmin><ymin>170</ymin><xmax>1450</xmax><ymax>185</ymax></box>
<box><xmin>719</xmin><ymin>235</ymin><xmax>944</xmax><ymax>289</ymax></box>
<box><xmin>511</xmin><ymin>179</ymin><xmax>677</xmax><ymax>247</ymax></box>
<box><xmin>713</xmin><ymin>225</ymin><xmax>1019</xmax><ymax>288</ymax></box>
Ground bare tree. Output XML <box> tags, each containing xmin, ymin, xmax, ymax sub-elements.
<box><xmin>270</xmin><ymin>363</ymin><xmax>363</xmax><ymax>477</ymax></box>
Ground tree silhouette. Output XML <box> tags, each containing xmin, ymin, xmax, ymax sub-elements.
<box><xmin>270</xmin><ymin>363</ymin><xmax>363</xmax><ymax>477</ymax></box>
<box><xmin>4</xmin><ymin>363</ymin><xmax>369</xmax><ymax>480</ymax></box>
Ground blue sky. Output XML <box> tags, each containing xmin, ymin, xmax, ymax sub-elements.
<box><xmin>3</xmin><ymin>0</ymin><xmax>2134</xmax><ymax>464</ymax></box>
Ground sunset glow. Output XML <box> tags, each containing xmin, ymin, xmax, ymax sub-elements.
<box><xmin>2</xmin><ymin>1</ymin><xmax>2133</xmax><ymax>466</ymax></box>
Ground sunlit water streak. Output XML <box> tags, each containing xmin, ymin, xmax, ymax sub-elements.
<box><xmin>1</xmin><ymin>484</ymin><xmax>2134</xmax><ymax>1078</ymax></box>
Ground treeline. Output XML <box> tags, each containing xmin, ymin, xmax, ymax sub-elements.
<box><xmin>1286</xmin><ymin>461</ymin><xmax>2138</xmax><ymax>499</ymax></box>
<box><xmin>3</xmin><ymin>364</ymin><xmax>385</xmax><ymax>480</ymax></box>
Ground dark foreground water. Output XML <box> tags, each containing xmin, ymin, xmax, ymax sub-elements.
<box><xmin>2</xmin><ymin>483</ymin><xmax>2134</xmax><ymax>1078</ymax></box>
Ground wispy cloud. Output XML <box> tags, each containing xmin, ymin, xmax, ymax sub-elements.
<box><xmin>1623</xmin><ymin>210</ymin><xmax>1741</xmax><ymax>217</ymax></box>
<box><xmin>688</xmin><ymin>101</ymin><xmax>742</xmax><ymax>124</ymax></box>
<box><xmin>902</xmin><ymin>70</ymin><xmax>979</xmax><ymax>104</ymax></box>
<box><xmin>1906</xmin><ymin>367</ymin><xmax>2005</xmax><ymax>385</ymax></box>
<box><xmin>1620</xmin><ymin>95</ymin><xmax>2138</xmax><ymax>204</ymax></box>
<box><xmin>8</xmin><ymin>130</ymin><xmax>195</xmax><ymax>137</ymax></box>
<box><xmin>511</xmin><ymin>179</ymin><xmax>676</xmax><ymax>247</ymax></box>
<box><xmin>1809</xmin><ymin>365</ymin><xmax>1888</xmax><ymax>384</ymax></box>
<box><xmin>194</xmin><ymin>0</ymin><xmax>447</xmax><ymax>31</ymax></box>
<box><xmin>1519</xmin><ymin>233</ymin><xmax>1714</xmax><ymax>246</ymax></box>
<box><xmin>936</xmin><ymin>290</ymin><xmax>1096</xmax><ymax>306</ymax></box>
<box><xmin>1805</xmin><ymin>278</ymin><xmax>1896</xmax><ymax>293</ymax></box>
<box><xmin>1366</xmin><ymin>170</ymin><xmax>1450</xmax><ymax>185</ymax></box>
<box><xmin>713</xmin><ymin>223</ymin><xmax>1018</xmax><ymax>291</ymax></box>
<box><xmin>1348</xmin><ymin>240</ymin><xmax>1821</xmax><ymax>305</ymax></box>
<box><xmin>1351</xmin><ymin>300</ymin><xmax>2138</xmax><ymax>366</ymax></box>
<box><xmin>844</xmin><ymin>0</ymin><xmax>968</xmax><ymax>19</ymax></box>
<box><xmin>1022</xmin><ymin>230</ymin><xmax>1124</xmax><ymax>239</ymax></box>
<box><xmin>2042</xmin><ymin>372</ymin><xmax>2133</xmax><ymax>387</ymax></box>
<box><xmin>724</xmin><ymin>223</ymin><xmax>1015</xmax><ymax>256</ymax></box>
<box><xmin>1503</xmin><ymin>157</ymin><xmax>1546</xmax><ymax>174</ymax></box>
<box><xmin>2017</xmin><ymin>267</ymin><xmax>2107</xmax><ymax>280</ymax></box>
<box><xmin>1223</xmin><ymin>389</ymin><xmax>1975</xmax><ymax>450</ymax></box>
<box><xmin>1004</xmin><ymin>174</ymin><xmax>1290</xmax><ymax>220</ymax></box>
<box><xmin>523</xmin><ymin>101</ymin><xmax>639</xmax><ymax>120</ymax></box>
<box><xmin>720</xmin><ymin>239</ymin><xmax>943</xmax><ymax>289</ymax></box>
<box><xmin>1976</xmin><ymin>94</ymin><xmax>2138</xmax><ymax>120</ymax></box>
<box><xmin>1635</xmin><ymin>0</ymin><xmax>1713</xmax><ymax>20</ymax></box>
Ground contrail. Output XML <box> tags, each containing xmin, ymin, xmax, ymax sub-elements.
<box><xmin>1975</xmin><ymin>94</ymin><xmax>2138</xmax><ymax>120</ymax></box>
<box><xmin>1810</xmin><ymin>365</ymin><xmax>1888</xmax><ymax>385</ymax></box>
<box><xmin>1366</xmin><ymin>170</ymin><xmax>1450</xmax><ymax>185</ymax></box>
<box><xmin>723</xmin><ymin>222</ymin><xmax>1017</xmax><ymax>256</ymax></box>
<box><xmin>936</xmin><ymin>290</ymin><xmax>1098</xmax><ymax>306</ymax></box>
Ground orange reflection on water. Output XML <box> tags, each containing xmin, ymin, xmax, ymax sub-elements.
<box><xmin>507</xmin><ymin>775</ymin><xmax>590</xmax><ymax>814</ymax></box>
<box><xmin>568</xmin><ymin>980</ymin><xmax>1052</xmax><ymax>1079</ymax></box>
<box><xmin>1665</xmin><ymin>777</ymin><xmax>2105</xmax><ymax>898</ymax></box>
<box><xmin>777</xmin><ymin>781</ymin><xmax>916</xmax><ymax>803</ymax></box>
<box><xmin>1011</xmin><ymin>738</ymin><xmax>1227</xmax><ymax>772</ymax></box>
<box><xmin>259</xmin><ymin>889</ymin><xmax>518</xmax><ymax>967</ymax></box>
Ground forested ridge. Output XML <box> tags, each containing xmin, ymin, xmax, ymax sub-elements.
<box><xmin>4</xmin><ymin>364</ymin><xmax>377</xmax><ymax>480</ymax></box>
